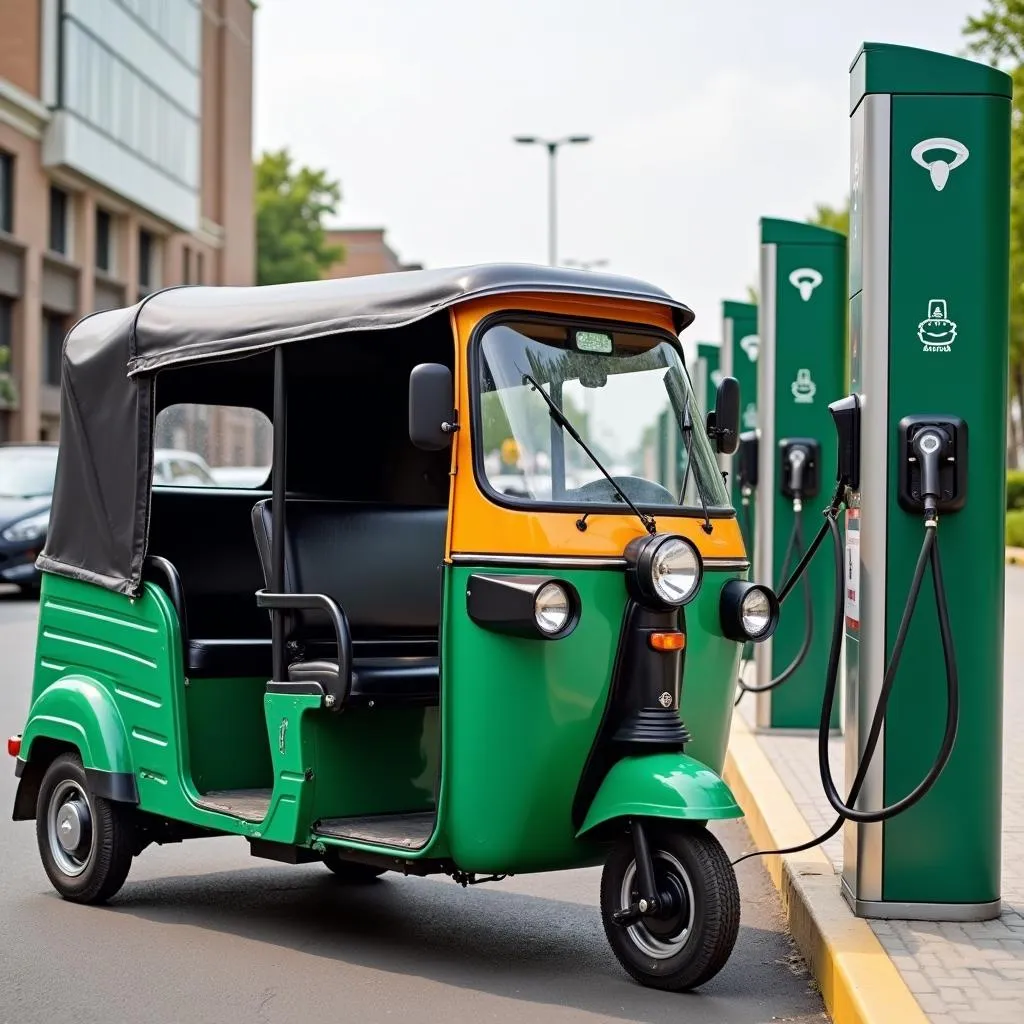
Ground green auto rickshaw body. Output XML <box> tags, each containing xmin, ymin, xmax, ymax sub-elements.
<box><xmin>13</xmin><ymin>265</ymin><xmax>758</xmax><ymax>898</ymax></box>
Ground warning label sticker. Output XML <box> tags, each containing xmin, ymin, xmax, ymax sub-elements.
<box><xmin>845</xmin><ymin>510</ymin><xmax>860</xmax><ymax>631</ymax></box>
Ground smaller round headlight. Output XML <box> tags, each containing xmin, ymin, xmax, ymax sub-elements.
<box><xmin>535</xmin><ymin>582</ymin><xmax>572</xmax><ymax>635</ymax></box>
<box><xmin>650</xmin><ymin>537</ymin><xmax>702</xmax><ymax>606</ymax></box>
<box><xmin>740</xmin><ymin>587</ymin><xmax>773</xmax><ymax>638</ymax></box>
<box><xmin>719</xmin><ymin>580</ymin><xmax>779</xmax><ymax>642</ymax></box>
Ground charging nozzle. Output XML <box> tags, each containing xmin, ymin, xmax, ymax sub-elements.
<box><xmin>828</xmin><ymin>394</ymin><xmax>861</xmax><ymax>493</ymax></box>
<box><xmin>779</xmin><ymin>438</ymin><xmax>820</xmax><ymax>502</ymax></box>
<box><xmin>912</xmin><ymin>427</ymin><xmax>950</xmax><ymax>521</ymax></box>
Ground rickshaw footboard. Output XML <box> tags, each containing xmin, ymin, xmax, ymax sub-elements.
<box><xmin>314</xmin><ymin>811</ymin><xmax>434</xmax><ymax>850</ymax></box>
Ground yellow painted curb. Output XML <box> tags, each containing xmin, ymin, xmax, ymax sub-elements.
<box><xmin>724</xmin><ymin>714</ymin><xmax>928</xmax><ymax>1024</ymax></box>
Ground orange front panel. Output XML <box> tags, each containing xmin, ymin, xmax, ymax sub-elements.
<box><xmin>446</xmin><ymin>294</ymin><xmax>745</xmax><ymax>560</ymax></box>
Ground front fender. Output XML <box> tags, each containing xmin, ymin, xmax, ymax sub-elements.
<box><xmin>20</xmin><ymin>675</ymin><xmax>133</xmax><ymax>776</ymax></box>
<box><xmin>576</xmin><ymin>753</ymin><xmax>742</xmax><ymax>837</ymax></box>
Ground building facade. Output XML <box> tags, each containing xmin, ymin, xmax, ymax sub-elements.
<box><xmin>0</xmin><ymin>0</ymin><xmax>255</xmax><ymax>442</ymax></box>
<box><xmin>322</xmin><ymin>227</ymin><xmax>421</xmax><ymax>279</ymax></box>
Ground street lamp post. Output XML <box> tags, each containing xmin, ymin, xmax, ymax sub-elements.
<box><xmin>514</xmin><ymin>135</ymin><xmax>592</xmax><ymax>266</ymax></box>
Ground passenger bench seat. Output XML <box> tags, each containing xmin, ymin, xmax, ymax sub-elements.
<box><xmin>250</xmin><ymin>499</ymin><xmax>447</xmax><ymax>708</ymax></box>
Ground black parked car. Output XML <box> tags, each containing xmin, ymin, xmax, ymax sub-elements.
<box><xmin>0</xmin><ymin>443</ymin><xmax>58</xmax><ymax>594</ymax></box>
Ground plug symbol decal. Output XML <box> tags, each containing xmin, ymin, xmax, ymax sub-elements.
<box><xmin>789</xmin><ymin>268</ymin><xmax>822</xmax><ymax>302</ymax></box>
<box><xmin>742</xmin><ymin>402</ymin><xmax>758</xmax><ymax>429</ymax></box>
<box><xmin>917</xmin><ymin>299</ymin><xmax>957</xmax><ymax>353</ymax></box>
<box><xmin>739</xmin><ymin>334</ymin><xmax>760</xmax><ymax>361</ymax></box>
<box><xmin>710</xmin><ymin>369</ymin><xmax>723</xmax><ymax>387</ymax></box>
<box><xmin>791</xmin><ymin>368</ymin><xmax>817</xmax><ymax>404</ymax></box>
<box><xmin>911</xmin><ymin>138</ymin><xmax>969</xmax><ymax>192</ymax></box>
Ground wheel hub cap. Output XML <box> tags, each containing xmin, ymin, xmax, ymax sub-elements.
<box><xmin>56</xmin><ymin>802</ymin><xmax>84</xmax><ymax>852</ymax></box>
<box><xmin>47</xmin><ymin>780</ymin><xmax>94</xmax><ymax>877</ymax></box>
<box><xmin>620</xmin><ymin>850</ymin><xmax>696</xmax><ymax>959</ymax></box>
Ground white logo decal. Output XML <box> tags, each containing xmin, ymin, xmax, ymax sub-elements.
<box><xmin>710</xmin><ymin>369</ymin><xmax>723</xmax><ymax>388</ymax></box>
<box><xmin>789</xmin><ymin>268</ymin><xmax>823</xmax><ymax>302</ymax></box>
<box><xmin>918</xmin><ymin>299</ymin><xmax>957</xmax><ymax>353</ymax></box>
<box><xmin>911</xmin><ymin>138</ymin><xmax>969</xmax><ymax>192</ymax></box>
<box><xmin>739</xmin><ymin>334</ymin><xmax>760</xmax><ymax>362</ymax></box>
<box><xmin>742</xmin><ymin>402</ymin><xmax>758</xmax><ymax>429</ymax></box>
<box><xmin>658</xmin><ymin>691</ymin><xmax>673</xmax><ymax>709</ymax></box>
<box><xmin>791</xmin><ymin>369</ymin><xmax>817</xmax><ymax>404</ymax></box>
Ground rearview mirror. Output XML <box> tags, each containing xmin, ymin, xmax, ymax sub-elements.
<box><xmin>409</xmin><ymin>363</ymin><xmax>455</xmax><ymax>451</ymax></box>
<box><xmin>707</xmin><ymin>376</ymin><xmax>740</xmax><ymax>455</ymax></box>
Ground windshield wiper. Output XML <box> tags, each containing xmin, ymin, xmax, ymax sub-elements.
<box><xmin>665</xmin><ymin>369</ymin><xmax>713</xmax><ymax>535</ymax></box>
<box><xmin>522</xmin><ymin>373</ymin><xmax>656</xmax><ymax>535</ymax></box>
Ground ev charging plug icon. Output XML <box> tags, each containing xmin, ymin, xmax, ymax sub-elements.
<box><xmin>911</xmin><ymin>138</ymin><xmax>969</xmax><ymax>192</ymax></box>
<box><xmin>789</xmin><ymin>268</ymin><xmax>823</xmax><ymax>302</ymax></box>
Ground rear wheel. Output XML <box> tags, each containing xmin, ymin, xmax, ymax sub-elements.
<box><xmin>35</xmin><ymin>753</ymin><xmax>134</xmax><ymax>904</ymax></box>
<box><xmin>322</xmin><ymin>848</ymin><xmax>386</xmax><ymax>883</ymax></box>
<box><xmin>600</xmin><ymin>824</ymin><xmax>739</xmax><ymax>991</ymax></box>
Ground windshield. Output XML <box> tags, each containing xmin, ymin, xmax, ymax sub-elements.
<box><xmin>476</xmin><ymin>320</ymin><xmax>730</xmax><ymax>511</ymax></box>
<box><xmin>0</xmin><ymin>447</ymin><xmax>58</xmax><ymax>499</ymax></box>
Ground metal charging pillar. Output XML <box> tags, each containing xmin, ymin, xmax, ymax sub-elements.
<box><xmin>843</xmin><ymin>43</ymin><xmax>1010</xmax><ymax>920</ymax></box>
<box><xmin>722</xmin><ymin>302</ymin><xmax>760</xmax><ymax>543</ymax></box>
<box><xmin>695</xmin><ymin>341</ymin><xmax>721</xmax><ymax>418</ymax></box>
<box><xmin>755</xmin><ymin>220</ymin><xmax>846</xmax><ymax>729</ymax></box>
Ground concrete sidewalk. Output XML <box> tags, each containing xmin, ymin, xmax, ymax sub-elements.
<box><xmin>724</xmin><ymin>565</ymin><xmax>1024</xmax><ymax>1024</ymax></box>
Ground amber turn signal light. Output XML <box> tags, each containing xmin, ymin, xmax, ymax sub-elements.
<box><xmin>649</xmin><ymin>632</ymin><xmax>685</xmax><ymax>651</ymax></box>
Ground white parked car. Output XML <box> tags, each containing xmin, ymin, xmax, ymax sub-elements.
<box><xmin>152</xmin><ymin>449</ymin><xmax>219</xmax><ymax>487</ymax></box>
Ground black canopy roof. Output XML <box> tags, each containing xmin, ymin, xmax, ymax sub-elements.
<box><xmin>38</xmin><ymin>264</ymin><xmax>695</xmax><ymax>595</ymax></box>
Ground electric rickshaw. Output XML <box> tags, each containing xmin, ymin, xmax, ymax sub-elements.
<box><xmin>8</xmin><ymin>265</ymin><xmax>779</xmax><ymax>991</ymax></box>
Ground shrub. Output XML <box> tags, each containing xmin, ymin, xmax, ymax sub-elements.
<box><xmin>1008</xmin><ymin>470</ymin><xmax>1024</xmax><ymax>511</ymax></box>
<box><xmin>1007</xmin><ymin>509</ymin><xmax>1024</xmax><ymax>549</ymax></box>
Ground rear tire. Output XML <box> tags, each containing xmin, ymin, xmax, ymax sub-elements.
<box><xmin>35</xmin><ymin>753</ymin><xmax>134</xmax><ymax>904</ymax></box>
<box><xmin>323</xmin><ymin>849</ymin><xmax>386</xmax><ymax>883</ymax></box>
<box><xmin>600</xmin><ymin>824</ymin><xmax>739</xmax><ymax>991</ymax></box>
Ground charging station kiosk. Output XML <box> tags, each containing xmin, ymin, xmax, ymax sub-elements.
<box><xmin>754</xmin><ymin>221</ymin><xmax>846</xmax><ymax>729</ymax></box>
<box><xmin>722</xmin><ymin>302</ymin><xmax>760</xmax><ymax>552</ymax></box>
<box><xmin>842</xmin><ymin>43</ymin><xmax>1010</xmax><ymax>920</ymax></box>
<box><xmin>696</xmin><ymin>341</ymin><xmax>721</xmax><ymax>418</ymax></box>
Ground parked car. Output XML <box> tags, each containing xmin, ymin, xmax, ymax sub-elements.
<box><xmin>208</xmin><ymin>465</ymin><xmax>270</xmax><ymax>488</ymax></box>
<box><xmin>152</xmin><ymin>448</ymin><xmax>219</xmax><ymax>487</ymax></box>
<box><xmin>0</xmin><ymin>443</ymin><xmax>59</xmax><ymax>593</ymax></box>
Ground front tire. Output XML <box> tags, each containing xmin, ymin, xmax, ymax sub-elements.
<box><xmin>322</xmin><ymin>849</ymin><xmax>386</xmax><ymax>883</ymax></box>
<box><xmin>35</xmin><ymin>753</ymin><xmax>134</xmax><ymax>904</ymax></box>
<box><xmin>601</xmin><ymin>824</ymin><xmax>740</xmax><ymax>991</ymax></box>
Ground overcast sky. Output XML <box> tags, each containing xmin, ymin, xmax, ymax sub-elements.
<box><xmin>254</xmin><ymin>0</ymin><xmax>980</xmax><ymax>351</ymax></box>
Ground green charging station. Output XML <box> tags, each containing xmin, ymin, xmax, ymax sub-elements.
<box><xmin>695</xmin><ymin>341</ymin><xmax>722</xmax><ymax>418</ymax></box>
<box><xmin>722</xmin><ymin>301</ymin><xmax>760</xmax><ymax>551</ymax></box>
<box><xmin>754</xmin><ymin>220</ymin><xmax>846</xmax><ymax>729</ymax></box>
<box><xmin>843</xmin><ymin>43</ymin><xmax>1009</xmax><ymax>920</ymax></box>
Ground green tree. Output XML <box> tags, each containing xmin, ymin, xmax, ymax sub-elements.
<box><xmin>809</xmin><ymin>201</ymin><xmax>849</xmax><ymax>236</ymax></box>
<box><xmin>965</xmin><ymin>2</ymin><xmax>1024</xmax><ymax>466</ymax></box>
<box><xmin>255</xmin><ymin>149</ymin><xmax>343</xmax><ymax>285</ymax></box>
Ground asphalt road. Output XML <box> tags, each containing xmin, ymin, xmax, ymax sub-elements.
<box><xmin>0</xmin><ymin>589</ymin><xmax>826</xmax><ymax>1024</ymax></box>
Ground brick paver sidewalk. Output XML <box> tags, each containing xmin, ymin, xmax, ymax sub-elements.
<box><xmin>735</xmin><ymin>565</ymin><xmax>1024</xmax><ymax>1024</ymax></box>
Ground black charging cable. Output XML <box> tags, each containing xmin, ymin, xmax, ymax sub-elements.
<box><xmin>734</xmin><ymin>447</ymin><xmax>829</xmax><ymax>705</ymax></box>
<box><xmin>732</xmin><ymin>476</ymin><xmax>959</xmax><ymax>865</ymax></box>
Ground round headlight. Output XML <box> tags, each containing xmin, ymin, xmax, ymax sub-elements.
<box><xmin>740</xmin><ymin>587</ymin><xmax>773</xmax><ymax>638</ymax></box>
<box><xmin>649</xmin><ymin>536</ymin><xmax>702</xmax><ymax>606</ymax></box>
<box><xmin>535</xmin><ymin>582</ymin><xmax>571</xmax><ymax>635</ymax></box>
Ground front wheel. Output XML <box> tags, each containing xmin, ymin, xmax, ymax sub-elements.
<box><xmin>35</xmin><ymin>753</ymin><xmax>134</xmax><ymax>904</ymax></box>
<box><xmin>600</xmin><ymin>824</ymin><xmax>739</xmax><ymax>991</ymax></box>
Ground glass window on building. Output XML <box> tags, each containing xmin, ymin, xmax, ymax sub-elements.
<box><xmin>95</xmin><ymin>208</ymin><xmax>114</xmax><ymax>273</ymax></box>
<box><xmin>138</xmin><ymin>229</ymin><xmax>159</xmax><ymax>294</ymax></box>
<box><xmin>196</xmin><ymin>251</ymin><xmax>204</xmax><ymax>285</ymax></box>
<box><xmin>0</xmin><ymin>296</ymin><xmax>13</xmax><ymax>370</ymax></box>
<box><xmin>182</xmin><ymin>246</ymin><xmax>192</xmax><ymax>285</ymax></box>
<box><xmin>0</xmin><ymin>152</ymin><xmax>13</xmax><ymax>234</ymax></box>
<box><xmin>42</xmin><ymin>311</ymin><xmax>66</xmax><ymax>386</ymax></box>
<box><xmin>48</xmin><ymin>187</ymin><xmax>69</xmax><ymax>256</ymax></box>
